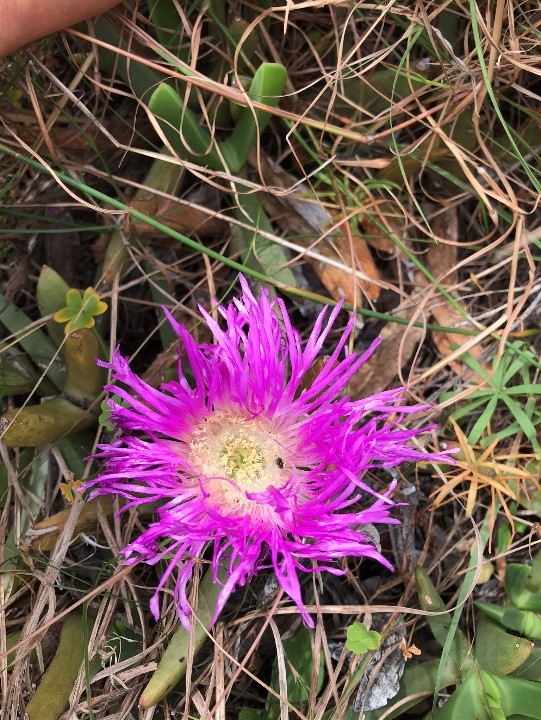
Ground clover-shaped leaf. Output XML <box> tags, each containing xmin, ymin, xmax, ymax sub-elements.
<box><xmin>346</xmin><ymin>622</ymin><xmax>382</xmax><ymax>655</ymax></box>
<box><xmin>54</xmin><ymin>287</ymin><xmax>108</xmax><ymax>335</ymax></box>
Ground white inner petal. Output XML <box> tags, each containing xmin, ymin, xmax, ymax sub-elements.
<box><xmin>187</xmin><ymin>412</ymin><xmax>291</xmax><ymax>510</ymax></box>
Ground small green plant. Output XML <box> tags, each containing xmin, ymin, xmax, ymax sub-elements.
<box><xmin>476</xmin><ymin>550</ymin><xmax>541</xmax><ymax>642</ymax></box>
<box><xmin>441</xmin><ymin>340</ymin><xmax>541</xmax><ymax>456</ymax></box>
<box><xmin>346</xmin><ymin>621</ymin><xmax>382</xmax><ymax>655</ymax></box>
<box><xmin>93</xmin><ymin>4</ymin><xmax>294</xmax><ymax>289</ymax></box>
<box><xmin>53</xmin><ymin>286</ymin><xmax>108</xmax><ymax>335</ymax></box>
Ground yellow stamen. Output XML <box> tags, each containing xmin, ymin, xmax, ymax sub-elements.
<box><xmin>187</xmin><ymin>412</ymin><xmax>289</xmax><ymax>511</ymax></box>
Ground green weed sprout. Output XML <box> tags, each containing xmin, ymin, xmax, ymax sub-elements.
<box><xmin>53</xmin><ymin>287</ymin><xmax>108</xmax><ymax>336</ymax></box>
<box><xmin>346</xmin><ymin>622</ymin><xmax>382</xmax><ymax>655</ymax></box>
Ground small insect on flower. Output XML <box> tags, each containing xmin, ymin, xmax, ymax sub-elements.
<box><xmin>84</xmin><ymin>275</ymin><xmax>450</xmax><ymax>629</ymax></box>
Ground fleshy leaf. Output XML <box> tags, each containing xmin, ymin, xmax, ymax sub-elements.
<box><xmin>475</xmin><ymin>615</ymin><xmax>532</xmax><ymax>675</ymax></box>
<box><xmin>25</xmin><ymin>612</ymin><xmax>88</xmax><ymax>720</ymax></box>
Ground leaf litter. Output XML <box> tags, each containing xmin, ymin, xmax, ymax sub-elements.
<box><xmin>1</xmin><ymin>0</ymin><xmax>541</xmax><ymax>718</ymax></box>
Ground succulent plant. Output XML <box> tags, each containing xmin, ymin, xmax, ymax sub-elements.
<box><xmin>360</xmin><ymin>553</ymin><xmax>541</xmax><ymax>720</ymax></box>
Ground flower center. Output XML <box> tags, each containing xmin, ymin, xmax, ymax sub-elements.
<box><xmin>219</xmin><ymin>436</ymin><xmax>265</xmax><ymax>482</ymax></box>
<box><xmin>187</xmin><ymin>412</ymin><xmax>290</xmax><ymax>510</ymax></box>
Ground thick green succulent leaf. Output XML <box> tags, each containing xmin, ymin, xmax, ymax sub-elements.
<box><xmin>430</xmin><ymin>670</ymin><xmax>493</xmax><ymax>720</ymax></box>
<box><xmin>148</xmin><ymin>0</ymin><xmax>187</xmax><ymax>55</ymax></box>
<box><xmin>489</xmin><ymin>675</ymin><xmax>541</xmax><ymax>718</ymax></box>
<box><xmin>231</xmin><ymin>176</ymin><xmax>298</xmax><ymax>287</ymax></box>
<box><xmin>478</xmin><ymin>670</ymin><xmax>507</xmax><ymax>720</ymax></box>
<box><xmin>476</xmin><ymin>602</ymin><xmax>541</xmax><ymax>641</ymax></box>
<box><xmin>361</xmin><ymin>658</ymin><xmax>461</xmax><ymax>720</ymax></box>
<box><xmin>139</xmin><ymin>567</ymin><xmax>226</xmax><ymax>708</ymax></box>
<box><xmin>62</xmin><ymin>328</ymin><xmax>105</xmax><ymax>404</ymax></box>
<box><xmin>148</xmin><ymin>62</ymin><xmax>287</xmax><ymax>174</ymax></box>
<box><xmin>525</xmin><ymin>551</ymin><xmax>541</xmax><ymax>594</ymax></box>
<box><xmin>93</xmin><ymin>16</ymin><xmax>165</xmax><ymax>102</ymax></box>
<box><xmin>238</xmin><ymin>709</ymin><xmax>266</xmax><ymax>720</ymax></box>
<box><xmin>475</xmin><ymin>616</ymin><xmax>532</xmax><ymax>675</ymax></box>
<box><xmin>37</xmin><ymin>265</ymin><xmax>70</xmax><ymax>347</ymax></box>
<box><xmin>0</xmin><ymin>356</ymin><xmax>36</xmax><ymax>395</ymax></box>
<box><xmin>506</xmin><ymin>561</ymin><xmax>541</xmax><ymax>611</ymax></box>
<box><xmin>415</xmin><ymin>567</ymin><xmax>470</xmax><ymax>664</ymax></box>
<box><xmin>148</xmin><ymin>83</ymin><xmax>236</xmax><ymax>170</ymax></box>
<box><xmin>513</xmin><ymin>645</ymin><xmax>541</xmax><ymax>682</ymax></box>
<box><xmin>227</xmin><ymin>18</ymin><xmax>259</xmax><ymax>70</ymax></box>
<box><xmin>0</xmin><ymin>398</ymin><xmax>96</xmax><ymax>447</ymax></box>
<box><xmin>224</xmin><ymin>62</ymin><xmax>287</xmax><ymax>170</ymax></box>
<box><xmin>25</xmin><ymin>612</ymin><xmax>89</xmax><ymax>720</ymax></box>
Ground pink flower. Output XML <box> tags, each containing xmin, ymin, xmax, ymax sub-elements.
<box><xmin>85</xmin><ymin>276</ymin><xmax>447</xmax><ymax>628</ymax></box>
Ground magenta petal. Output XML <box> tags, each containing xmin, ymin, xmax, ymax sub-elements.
<box><xmin>84</xmin><ymin>275</ymin><xmax>452</xmax><ymax>627</ymax></box>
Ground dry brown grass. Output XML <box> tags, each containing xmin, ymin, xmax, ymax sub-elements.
<box><xmin>1</xmin><ymin>0</ymin><xmax>540</xmax><ymax>717</ymax></box>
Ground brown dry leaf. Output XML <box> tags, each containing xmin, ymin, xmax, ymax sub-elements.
<box><xmin>8</xmin><ymin>115</ymin><xmax>137</xmax><ymax>156</ymax></box>
<box><xmin>348</xmin><ymin>292</ymin><xmax>426</xmax><ymax>398</ymax></box>
<box><xmin>131</xmin><ymin>196</ymin><xmax>226</xmax><ymax>239</ymax></box>
<box><xmin>25</xmin><ymin>498</ymin><xmax>114</xmax><ymax>552</ymax></box>
<box><xmin>417</xmin><ymin>207</ymin><xmax>487</xmax><ymax>378</ymax></box>
<box><xmin>142</xmin><ymin>343</ymin><xmax>180</xmax><ymax>386</ymax></box>
<box><xmin>359</xmin><ymin>201</ymin><xmax>405</xmax><ymax>254</ymax></box>
<box><xmin>252</xmin><ymin>153</ymin><xmax>381</xmax><ymax>304</ymax></box>
<box><xmin>322</xmin><ymin>220</ymin><xmax>381</xmax><ymax>303</ymax></box>
<box><xmin>423</xmin><ymin>209</ymin><xmax>459</xmax><ymax>285</ymax></box>
<box><xmin>430</xmin><ymin>303</ymin><xmax>484</xmax><ymax>377</ymax></box>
